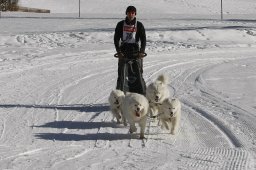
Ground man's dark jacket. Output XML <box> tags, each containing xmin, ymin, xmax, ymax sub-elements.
<box><xmin>114</xmin><ymin>17</ymin><xmax>147</xmax><ymax>95</ymax></box>
<box><xmin>114</xmin><ymin>17</ymin><xmax>146</xmax><ymax>53</ymax></box>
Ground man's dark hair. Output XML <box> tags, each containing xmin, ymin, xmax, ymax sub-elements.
<box><xmin>126</xmin><ymin>6</ymin><xmax>136</xmax><ymax>15</ymax></box>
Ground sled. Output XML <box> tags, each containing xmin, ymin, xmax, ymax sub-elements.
<box><xmin>114</xmin><ymin>52</ymin><xmax>147</xmax><ymax>95</ymax></box>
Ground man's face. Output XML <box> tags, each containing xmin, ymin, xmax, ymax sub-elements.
<box><xmin>127</xmin><ymin>11</ymin><xmax>136</xmax><ymax>21</ymax></box>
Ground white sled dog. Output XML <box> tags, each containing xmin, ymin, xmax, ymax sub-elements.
<box><xmin>108</xmin><ymin>89</ymin><xmax>125</xmax><ymax>124</ymax></box>
<box><xmin>159</xmin><ymin>98</ymin><xmax>181</xmax><ymax>135</ymax></box>
<box><xmin>121</xmin><ymin>92</ymin><xmax>149</xmax><ymax>139</ymax></box>
<box><xmin>146</xmin><ymin>74</ymin><xmax>170</xmax><ymax>117</ymax></box>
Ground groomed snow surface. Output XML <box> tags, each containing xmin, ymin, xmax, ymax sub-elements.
<box><xmin>0</xmin><ymin>0</ymin><xmax>256</xmax><ymax>169</ymax></box>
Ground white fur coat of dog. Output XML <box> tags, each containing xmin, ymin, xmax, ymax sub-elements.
<box><xmin>146</xmin><ymin>74</ymin><xmax>170</xmax><ymax>117</ymax></box>
<box><xmin>108</xmin><ymin>89</ymin><xmax>125</xmax><ymax>124</ymax></box>
<box><xmin>159</xmin><ymin>98</ymin><xmax>181</xmax><ymax>135</ymax></box>
<box><xmin>121</xmin><ymin>92</ymin><xmax>149</xmax><ymax>139</ymax></box>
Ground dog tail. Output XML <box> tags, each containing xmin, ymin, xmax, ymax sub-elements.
<box><xmin>157</xmin><ymin>74</ymin><xmax>169</xmax><ymax>84</ymax></box>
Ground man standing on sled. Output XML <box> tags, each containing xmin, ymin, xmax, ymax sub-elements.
<box><xmin>114</xmin><ymin>6</ymin><xmax>147</xmax><ymax>95</ymax></box>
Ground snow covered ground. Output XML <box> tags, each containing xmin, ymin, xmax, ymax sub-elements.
<box><xmin>0</xmin><ymin>0</ymin><xmax>256</xmax><ymax>169</ymax></box>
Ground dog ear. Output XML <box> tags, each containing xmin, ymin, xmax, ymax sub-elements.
<box><xmin>157</xmin><ymin>74</ymin><xmax>169</xmax><ymax>84</ymax></box>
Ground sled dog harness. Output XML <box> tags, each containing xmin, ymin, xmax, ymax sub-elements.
<box><xmin>122</xmin><ymin>20</ymin><xmax>137</xmax><ymax>43</ymax></box>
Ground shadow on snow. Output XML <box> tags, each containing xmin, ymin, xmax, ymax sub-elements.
<box><xmin>33</xmin><ymin>121</ymin><xmax>132</xmax><ymax>141</ymax></box>
<box><xmin>33</xmin><ymin>120</ymin><xmax>137</xmax><ymax>141</ymax></box>
<box><xmin>33</xmin><ymin>121</ymin><xmax>119</xmax><ymax>129</ymax></box>
<box><xmin>0</xmin><ymin>103</ymin><xmax>140</xmax><ymax>141</ymax></box>
<box><xmin>0</xmin><ymin>103</ymin><xmax>109</xmax><ymax>112</ymax></box>
<box><xmin>34</xmin><ymin>132</ymin><xmax>134</xmax><ymax>141</ymax></box>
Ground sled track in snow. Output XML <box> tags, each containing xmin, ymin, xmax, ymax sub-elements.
<box><xmin>178</xmin><ymin>62</ymin><xmax>243</xmax><ymax>148</ymax></box>
<box><xmin>142</xmin><ymin>52</ymin><xmax>255</xmax><ymax>168</ymax></box>
<box><xmin>179</xmin><ymin>147</ymin><xmax>254</xmax><ymax>170</ymax></box>
<box><xmin>182</xmin><ymin>100</ymin><xmax>243</xmax><ymax>148</ymax></box>
<box><xmin>144</xmin><ymin>52</ymin><xmax>247</xmax><ymax>149</ymax></box>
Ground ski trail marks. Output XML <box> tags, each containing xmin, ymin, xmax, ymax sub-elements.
<box><xmin>179</xmin><ymin>147</ymin><xmax>254</xmax><ymax>170</ymax></box>
<box><xmin>0</xmin><ymin>118</ymin><xmax>6</xmax><ymax>141</ymax></box>
<box><xmin>182</xmin><ymin>101</ymin><xmax>242</xmax><ymax>148</ymax></box>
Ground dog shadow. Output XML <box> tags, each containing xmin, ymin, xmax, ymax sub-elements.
<box><xmin>34</xmin><ymin>121</ymin><xmax>119</xmax><ymax>129</ymax></box>
<box><xmin>0</xmin><ymin>103</ymin><xmax>143</xmax><ymax>141</ymax></box>
<box><xmin>34</xmin><ymin>121</ymin><xmax>137</xmax><ymax>141</ymax></box>
<box><xmin>35</xmin><ymin>132</ymin><xmax>134</xmax><ymax>141</ymax></box>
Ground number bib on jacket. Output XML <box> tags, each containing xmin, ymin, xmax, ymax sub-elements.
<box><xmin>123</xmin><ymin>21</ymin><xmax>137</xmax><ymax>43</ymax></box>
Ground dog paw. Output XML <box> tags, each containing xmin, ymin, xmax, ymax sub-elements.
<box><xmin>129</xmin><ymin>127</ymin><xmax>137</xmax><ymax>133</ymax></box>
<box><xmin>171</xmin><ymin>130</ymin><xmax>177</xmax><ymax>135</ymax></box>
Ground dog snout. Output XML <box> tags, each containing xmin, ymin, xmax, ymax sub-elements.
<box><xmin>155</xmin><ymin>95</ymin><xmax>159</xmax><ymax>101</ymax></box>
<box><xmin>114</xmin><ymin>99</ymin><xmax>119</xmax><ymax>104</ymax></box>
<box><xmin>135</xmin><ymin>107</ymin><xmax>141</xmax><ymax>117</ymax></box>
<box><xmin>170</xmin><ymin>112</ymin><xmax>174</xmax><ymax>117</ymax></box>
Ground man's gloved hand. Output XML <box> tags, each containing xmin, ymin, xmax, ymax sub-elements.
<box><xmin>116</xmin><ymin>52</ymin><xmax>124</xmax><ymax>58</ymax></box>
<box><xmin>138</xmin><ymin>52</ymin><xmax>145</xmax><ymax>58</ymax></box>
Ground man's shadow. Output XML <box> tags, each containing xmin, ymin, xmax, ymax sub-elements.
<box><xmin>0</xmin><ymin>103</ymin><xmax>109</xmax><ymax>112</ymax></box>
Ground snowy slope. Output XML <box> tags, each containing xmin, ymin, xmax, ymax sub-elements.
<box><xmin>0</xmin><ymin>0</ymin><xmax>256</xmax><ymax>169</ymax></box>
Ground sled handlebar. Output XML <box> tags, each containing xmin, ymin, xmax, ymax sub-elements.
<box><xmin>114</xmin><ymin>52</ymin><xmax>147</xmax><ymax>58</ymax></box>
<box><xmin>114</xmin><ymin>53</ymin><xmax>119</xmax><ymax>58</ymax></box>
<box><xmin>141</xmin><ymin>53</ymin><xmax>147</xmax><ymax>57</ymax></box>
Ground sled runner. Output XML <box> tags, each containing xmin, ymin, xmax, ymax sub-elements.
<box><xmin>114</xmin><ymin>52</ymin><xmax>147</xmax><ymax>95</ymax></box>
